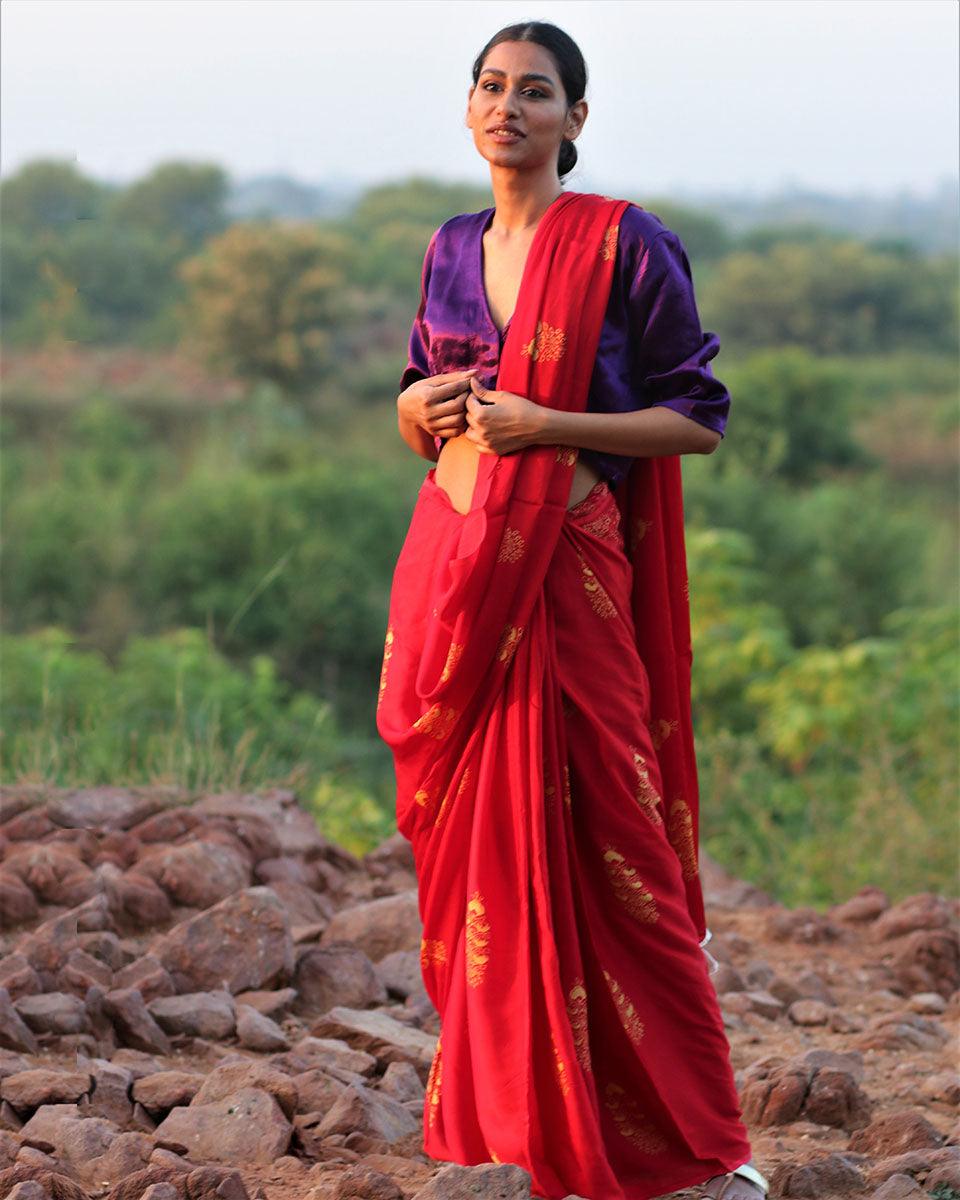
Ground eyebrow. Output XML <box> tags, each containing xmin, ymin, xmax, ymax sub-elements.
<box><xmin>479</xmin><ymin>68</ymin><xmax>555</xmax><ymax>86</ymax></box>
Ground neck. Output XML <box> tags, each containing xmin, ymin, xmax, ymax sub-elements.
<box><xmin>487</xmin><ymin>166</ymin><xmax>564</xmax><ymax>236</ymax></box>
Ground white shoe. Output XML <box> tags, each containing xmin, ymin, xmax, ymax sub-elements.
<box><xmin>701</xmin><ymin>1161</ymin><xmax>770</xmax><ymax>1198</ymax></box>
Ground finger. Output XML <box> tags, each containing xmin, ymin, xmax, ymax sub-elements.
<box><xmin>428</xmin><ymin>369</ymin><xmax>478</xmax><ymax>387</ymax></box>
<box><xmin>469</xmin><ymin>376</ymin><xmax>490</xmax><ymax>398</ymax></box>
<box><xmin>428</xmin><ymin>379</ymin><xmax>477</xmax><ymax>402</ymax></box>
<box><xmin>430</xmin><ymin>395</ymin><xmax>469</xmax><ymax>418</ymax></box>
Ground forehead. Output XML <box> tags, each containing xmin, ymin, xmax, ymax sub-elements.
<box><xmin>479</xmin><ymin>40</ymin><xmax>559</xmax><ymax>83</ymax></box>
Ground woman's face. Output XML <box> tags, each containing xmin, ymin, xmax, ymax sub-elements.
<box><xmin>466</xmin><ymin>40</ymin><xmax>586</xmax><ymax>173</ymax></box>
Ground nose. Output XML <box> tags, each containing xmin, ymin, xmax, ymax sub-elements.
<box><xmin>494</xmin><ymin>86</ymin><xmax>521</xmax><ymax>118</ymax></box>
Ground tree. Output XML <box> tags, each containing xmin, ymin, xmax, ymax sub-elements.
<box><xmin>110</xmin><ymin>161</ymin><xmax>230</xmax><ymax>252</ymax></box>
<box><xmin>0</xmin><ymin>159</ymin><xmax>108</xmax><ymax>233</ymax></box>
<box><xmin>177</xmin><ymin>221</ymin><xmax>351</xmax><ymax>394</ymax></box>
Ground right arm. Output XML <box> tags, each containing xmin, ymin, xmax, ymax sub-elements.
<box><xmin>396</xmin><ymin>228</ymin><xmax>471</xmax><ymax>462</ymax></box>
<box><xmin>398</xmin><ymin>371</ymin><xmax>478</xmax><ymax>461</ymax></box>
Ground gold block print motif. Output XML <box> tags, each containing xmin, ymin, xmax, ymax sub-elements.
<box><xmin>562</xmin><ymin>763</ymin><xmax>572</xmax><ymax>809</ymax></box>
<box><xmin>440</xmin><ymin>641</ymin><xmax>463</xmax><ymax>684</ymax></box>
<box><xmin>600</xmin><ymin>223</ymin><xmax>619</xmax><ymax>262</ymax></box>
<box><xmin>377</xmin><ymin>626</ymin><xmax>393</xmax><ymax>710</ymax></box>
<box><xmin>497</xmin><ymin>624</ymin><xmax>524</xmax><ymax>666</ymax></box>
<box><xmin>630</xmin><ymin>746</ymin><xmax>664</xmax><ymax>826</ymax></box>
<box><xmin>555</xmin><ymin>446</ymin><xmax>577</xmax><ymax>466</ymax></box>
<box><xmin>602</xmin><ymin>968</ymin><xmax>645</xmax><ymax>1045</ymax></box>
<box><xmin>420</xmin><ymin>937</ymin><xmax>447</xmax><ymax>969</ymax></box>
<box><xmin>667</xmin><ymin>796</ymin><xmax>699</xmax><ymax>880</ymax></box>
<box><xmin>465</xmin><ymin>890</ymin><xmax>491</xmax><ymax>987</ymax></box>
<box><xmin>604</xmin><ymin>1082</ymin><xmax>669</xmax><ymax>1153</ymax></box>
<box><xmin>566</xmin><ymin>978</ymin><xmax>593</xmax><ymax>1074</ymax></box>
<box><xmin>425</xmin><ymin>1031</ymin><xmax>442</xmax><ymax>1128</ymax></box>
<box><xmin>582</xmin><ymin>508</ymin><xmax>620</xmax><ymax>542</ymax></box>
<box><xmin>487</xmin><ymin>1146</ymin><xmax>502</xmax><ymax>1163</ymax></box>
<box><xmin>577</xmin><ymin>549</ymin><xmax>618</xmax><ymax>619</ymax></box>
<box><xmin>552</xmin><ymin>1030</ymin><xmax>572</xmax><ymax>1096</ymax></box>
<box><xmin>630</xmin><ymin>514</ymin><xmax>652</xmax><ymax>550</ymax></box>
<box><xmin>649</xmin><ymin>717</ymin><xmax>679</xmax><ymax>751</ymax></box>
<box><xmin>521</xmin><ymin>320</ymin><xmax>566</xmax><ymax>362</ymax></box>
<box><xmin>602</xmin><ymin>846</ymin><xmax>660</xmax><ymax>924</ymax></box>
<box><xmin>497</xmin><ymin>525</ymin><xmax>526</xmax><ymax>563</ymax></box>
<box><xmin>413</xmin><ymin>703</ymin><xmax>458</xmax><ymax>740</ymax></box>
<box><xmin>414</xmin><ymin>788</ymin><xmax>432</xmax><ymax>808</ymax></box>
<box><xmin>434</xmin><ymin>764</ymin><xmax>471</xmax><ymax>829</ymax></box>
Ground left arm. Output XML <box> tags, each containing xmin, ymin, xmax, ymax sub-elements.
<box><xmin>464</xmin><ymin>225</ymin><xmax>729</xmax><ymax>459</ymax></box>
<box><xmin>463</xmin><ymin>383</ymin><xmax>720</xmax><ymax>456</ymax></box>
<box><xmin>534</xmin><ymin>401</ymin><xmax>721</xmax><ymax>456</ymax></box>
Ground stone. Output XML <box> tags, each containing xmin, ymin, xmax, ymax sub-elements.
<box><xmin>312</xmin><ymin>1082</ymin><xmax>420</xmax><ymax>1145</ymax></box>
<box><xmin>0</xmin><ymin>874</ymin><xmax>39</xmax><ymax>927</ymax></box>
<box><xmin>153</xmin><ymin>1088</ymin><xmax>291</xmax><ymax>1165</ymax></box>
<box><xmin>133</xmin><ymin>1072</ymin><xmax>206</xmax><ymax>1111</ymax></box>
<box><xmin>320</xmin><ymin>891</ymin><xmax>421</xmax><ymax>964</ymax></box>
<box><xmin>310</xmin><ymin>1007</ymin><xmax>437</xmax><ymax>1079</ymax></box>
<box><xmin>235</xmin><ymin>1005</ymin><xmax>288</xmax><ymax>1052</ymax></box>
<box><xmin>0</xmin><ymin>989</ymin><xmax>39</xmax><ymax>1054</ymax></box>
<box><xmin>0</xmin><ymin>1070</ymin><xmax>92</xmax><ymax>1111</ymax></box>
<box><xmin>148</xmin><ymin>888</ymin><xmax>294</xmax><ymax>995</ymax></box>
<box><xmin>14</xmin><ymin>993</ymin><xmax>90</xmax><ymax>1036</ymax></box>
<box><xmin>191</xmin><ymin>1061</ymin><xmax>297</xmax><ymax>1120</ymax></box>
<box><xmin>137</xmin><ymin>842</ymin><xmax>251</xmax><ymax>909</ymax></box>
<box><xmin>412</xmin><ymin>1163</ymin><xmax>532</xmax><ymax>1199</ymax></box>
<box><xmin>148</xmin><ymin>993</ymin><xmax>236</xmax><ymax>1040</ymax></box>
<box><xmin>294</xmin><ymin>945</ymin><xmax>387</xmax><ymax>1016</ymax></box>
<box><xmin>872</xmin><ymin>893</ymin><xmax>952</xmax><ymax>940</ymax></box>
<box><xmin>102</xmin><ymin>989</ymin><xmax>172</xmax><ymax>1055</ymax></box>
<box><xmin>47</xmin><ymin>788</ymin><xmax>165</xmax><ymax>831</ymax></box>
<box><xmin>848</xmin><ymin>1109</ymin><xmax>945</xmax><ymax>1156</ymax></box>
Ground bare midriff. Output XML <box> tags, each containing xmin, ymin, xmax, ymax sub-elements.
<box><xmin>435</xmin><ymin>433</ymin><xmax>603</xmax><ymax>515</ymax></box>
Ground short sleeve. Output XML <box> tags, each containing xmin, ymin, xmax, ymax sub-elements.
<box><xmin>628</xmin><ymin>229</ymin><xmax>730</xmax><ymax>437</ymax></box>
<box><xmin>399</xmin><ymin>228</ymin><xmax>439</xmax><ymax>396</ymax></box>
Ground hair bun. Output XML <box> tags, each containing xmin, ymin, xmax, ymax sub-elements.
<box><xmin>558</xmin><ymin>138</ymin><xmax>578</xmax><ymax>180</ymax></box>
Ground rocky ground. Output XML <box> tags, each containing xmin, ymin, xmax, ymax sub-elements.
<box><xmin>0</xmin><ymin>784</ymin><xmax>956</xmax><ymax>1200</ymax></box>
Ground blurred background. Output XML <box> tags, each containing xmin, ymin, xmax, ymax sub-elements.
<box><xmin>1</xmin><ymin>0</ymin><xmax>957</xmax><ymax>904</ymax></box>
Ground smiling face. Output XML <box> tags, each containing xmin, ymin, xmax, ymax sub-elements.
<box><xmin>466</xmin><ymin>40</ymin><xmax>587</xmax><ymax>174</ymax></box>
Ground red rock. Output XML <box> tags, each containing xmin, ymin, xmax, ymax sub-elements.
<box><xmin>294</xmin><ymin>945</ymin><xmax>387</xmax><ymax>1015</ymax></box>
<box><xmin>0</xmin><ymin>956</ymin><xmax>41</xmax><ymax>1002</ymax></box>
<box><xmin>132</xmin><ymin>1071</ymin><xmax>205</xmax><ymax>1112</ymax></box>
<box><xmin>153</xmin><ymin>1088</ymin><xmax>291</xmax><ymax>1164</ymax></box>
<box><xmin>892</xmin><ymin>928</ymin><xmax>960</xmax><ymax>998</ymax></box>
<box><xmin>14</xmin><ymin>993</ymin><xmax>90</xmax><ymax>1037</ymax></box>
<box><xmin>319</xmin><ymin>891</ymin><xmax>422</xmax><ymax>964</ymax></box>
<box><xmin>102</xmin><ymin>989</ymin><xmax>171</xmax><ymax>1055</ymax></box>
<box><xmin>148</xmin><ymin>887</ymin><xmax>294</xmax><ymax>995</ymax></box>
<box><xmin>0</xmin><ymin>874</ymin><xmax>38</xmax><ymax>927</ymax></box>
<box><xmin>0</xmin><ymin>990</ymin><xmax>38</xmax><ymax>1054</ymax></box>
<box><xmin>831</xmin><ymin>885</ymin><xmax>890</xmax><ymax>924</ymax></box>
<box><xmin>0</xmin><ymin>1070</ymin><xmax>91</xmax><ymax>1110</ymax></box>
<box><xmin>46</xmin><ymin>788</ymin><xmax>165</xmax><ymax>832</ymax></box>
<box><xmin>235</xmin><ymin>1005</ymin><xmax>288</xmax><ymax>1052</ymax></box>
<box><xmin>105</xmin><ymin>870</ymin><xmax>173</xmax><ymax>929</ymax></box>
<box><xmin>148</xmin><ymin>993</ymin><xmax>236</xmax><ymax>1040</ymax></box>
<box><xmin>113</xmin><ymin>956</ymin><xmax>176</xmax><ymax>1002</ymax></box>
<box><xmin>848</xmin><ymin>1108</ymin><xmax>945</xmax><ymax>1156</ymax></box>
<box><xmin>232</xmin><ymin>988</ymin><xmax>296</xmax><ymax>1019</ymax></box>
<box><xmin>873</xmin><ymin>893</ymin><xmax>953</xmax><ymax>940</ymax></box>
<box><xmin>191</xmin><ymin>1061</ymin><xmax>297</xmax><ymax>1119</ymax></box>
<box><xmin>3</xmin><ymin>847</ymin><xmax>97</xmax><ymax>908</ymax></box>
<box><xmin>137</xmin><ymin>842</ymin><xmax>251</xmax><ymax>909</ymax></box>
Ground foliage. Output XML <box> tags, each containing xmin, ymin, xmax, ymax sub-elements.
<box><xmin>176</xmin><ymin>221</ymin><xmax>352</xmax><ymax>393</ymax></box>
<box><xmin>703</xmin><ymin>238</ymin><xmax>958</xmax><ymax>355</ymax></box>
<box><xmin>108</xmin><ymin>161</ymin><xmax>230</xmax><ymax>251</ymax></box>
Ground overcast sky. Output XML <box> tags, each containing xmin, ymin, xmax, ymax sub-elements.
<box><xmin>2</xmin><ymin>0</ymin><xmax>958</xmax><ymax>198</ymax></box>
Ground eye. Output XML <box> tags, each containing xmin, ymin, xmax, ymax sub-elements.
<box><xmin>480</xmin><ymin>81</ymin><xmax>548</xmax><ymax>98</ymax></box>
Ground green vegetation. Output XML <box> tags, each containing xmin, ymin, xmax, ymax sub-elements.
<box><xmin>1</xmin><ymin>159</ymin><xmax>957</xmax><ymax>904</ymax></box>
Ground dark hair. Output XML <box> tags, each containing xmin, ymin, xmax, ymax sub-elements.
<box><xmin>471</xmin><ymin>21</ymin><xmax>587</xmax><ymax>183</ymax></box>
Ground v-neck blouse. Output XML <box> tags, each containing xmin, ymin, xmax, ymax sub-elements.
<box><xmin>400</xmin><ymin>201</ymin><xmax>730</xmax><ymax>489</ymax></box>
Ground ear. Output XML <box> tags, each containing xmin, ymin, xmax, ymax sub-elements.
<box><xmin>565</xmin><ymin>99</ymin><xmax>588</xmax><ymax>141</ymax></box>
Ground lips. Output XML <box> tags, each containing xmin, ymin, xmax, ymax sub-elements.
<box><xmin>487</xmin><ymin>126</ymin><xmax>524</xmax><ymax>137</ymax></box>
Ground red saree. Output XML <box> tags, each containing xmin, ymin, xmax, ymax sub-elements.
<box><xmin>377</xmin><ymin>192</ymin><xmax>752</xmax><ymax>1199</ymax></box>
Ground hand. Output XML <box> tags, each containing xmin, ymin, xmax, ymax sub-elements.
<box><xmin>462</xmin><ymin>376</ymin><xmax>547</xmax><ymax>455</ymax></box>
<box><xmin>397</xmin><ymin>369</ymin><xmax>477</xmax><ymax>440</ymax></box>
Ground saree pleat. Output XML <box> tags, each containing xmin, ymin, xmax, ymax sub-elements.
<box><xmin>377</xmin><ymin>194</ymin><xmax>752</xmax><ymax>1198</ymax></box>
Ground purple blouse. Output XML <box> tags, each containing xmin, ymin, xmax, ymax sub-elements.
<box><xmin>400</xmin><ymin>200</ymin><xmax>730</xmax><ymax>488</ymax></box>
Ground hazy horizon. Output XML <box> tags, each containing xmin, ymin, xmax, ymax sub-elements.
<box><xmin>2</xmin><ymin>0</ymin><xmax>958</xmax><ymax>200</ymax></box>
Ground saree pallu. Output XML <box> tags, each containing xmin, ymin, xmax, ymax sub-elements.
<box><xmin>377</xmin><ymin>193</ymin><xmax>752</xmax><ymax>1198</ymax></box>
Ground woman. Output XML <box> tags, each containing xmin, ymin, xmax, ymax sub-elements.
<box><xmin>377</xmin><ymin>21</ymin><xmax>770</xmax><ymax>1200</ymax></box>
